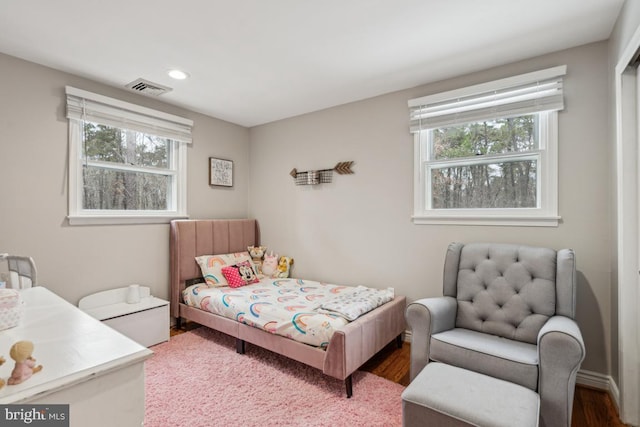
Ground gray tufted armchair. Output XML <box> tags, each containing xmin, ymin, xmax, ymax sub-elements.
<box><xmin>406</xmin><ymin>243</ymin><xmax>585</xmax><ymax>427</ymax></box>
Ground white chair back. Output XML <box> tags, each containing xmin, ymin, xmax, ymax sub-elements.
<box><xmin>0</xmin><ymin>254</ymin><xmax>37</xmax><ymax>289</ymax></box>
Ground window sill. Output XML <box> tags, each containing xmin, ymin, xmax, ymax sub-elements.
<box><xmin>67</xmin><ymin>214</ymin><xmax>189</xmax><ymax>226</ymax></box>
<box><xmin>412</xmin><ymin>214</ymin><xmax>561</xmax><ymax>227</ymax></box>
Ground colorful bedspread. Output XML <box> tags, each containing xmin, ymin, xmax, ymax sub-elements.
<box><xmin>182</xmin><ymin>278</ymin><xmax>352</xmax><ymax>348</ymax></box>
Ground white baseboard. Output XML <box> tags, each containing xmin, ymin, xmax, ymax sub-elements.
<box><xmin>576</xmin><ymin>369</ymin><xmax>620</xmax><ymax>413</ymax></box>
<box><xmin>576</xmin><ymin>369</ymin><xmax>610</xmax><ymax>390</ymax></box>
<box><xmin>609</xmin><ymin>376</ymin><xmax>620</xmax><ymax>414</ymax></box>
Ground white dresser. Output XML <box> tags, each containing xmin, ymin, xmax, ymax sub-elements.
<box><xmin>0</xmin><ymin>287</ymin><xmax>152</xmax><ymax>427</ymax></box>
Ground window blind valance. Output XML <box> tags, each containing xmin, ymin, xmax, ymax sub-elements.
<box><xmin>408</xmin><ymin>65</ymin><xmax>567</xmax><ymax>132</ymax></box>
<box><xmin>65</xmin><ymin>86</ymin><xmax>193</xmax><ymax>143</ymax></box>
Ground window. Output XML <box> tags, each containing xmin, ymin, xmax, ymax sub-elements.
<box><xmin>66</xmin><ymin>87</ymin><xmax>192</xmax><ymax>225</ymax></box>
<box><xmin>409</xmin><ymin>66</ymin><xmax>565</xmax><ymax>226</ymax></box>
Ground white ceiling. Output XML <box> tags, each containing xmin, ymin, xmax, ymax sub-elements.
<box><xmin>0</xmin><ymin>0</ymin><xmax>625</xmax><ymax>127</ymax></box>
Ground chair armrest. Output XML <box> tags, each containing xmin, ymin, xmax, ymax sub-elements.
<box><xmin>405</xmin><ymin>296</ymin><xmax>457</xmax><ymax>381</ymax></box>
<box><xmin>537</xmin><ymin>315</ymin><xmax>585</xmax><ymax>427</ymax></box>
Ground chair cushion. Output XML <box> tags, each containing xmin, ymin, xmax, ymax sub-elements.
<box><xmin>456</xmin><ymin>243</ymin><xmax>556</xmax><ymax>344</ymax></box>
<box><xmin>402</xmin><ymin>363</ymin><xmax>540</xmax><ymax>427</ymax></box>
<box><xmin>431</xmin><ymin>328</ymin><xmax>539</xmax><ymax>390</ymax></box>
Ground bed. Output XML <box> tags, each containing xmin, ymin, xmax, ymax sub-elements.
<box><xmin>170</xmin><ymin>219</ymin><xmax>407</xmax><ymax>397</ymax></box>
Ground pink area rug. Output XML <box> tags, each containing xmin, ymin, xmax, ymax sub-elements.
<box><xmin>145</xmin><ymin>327</ymin><xmax>404</xmax><ymax>427</ymax></box>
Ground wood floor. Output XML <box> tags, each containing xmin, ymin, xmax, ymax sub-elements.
<box><xmin>172</xmin><ymin>325</ymin><xmax>626</xmax><ymax>426</ymax></box>
<box><xmin>360</xmin><ymin>340</ymin><xmax>627</xmax><ymax>427</ymax></box>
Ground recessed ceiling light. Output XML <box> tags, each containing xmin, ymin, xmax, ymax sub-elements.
<box><xmin>168</xmin><ymin>69</ymin><xmax>189</xmax><ymax>80</ymax></box>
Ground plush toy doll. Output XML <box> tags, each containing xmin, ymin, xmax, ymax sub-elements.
<box><xmin>7</xmin><ymin>340</ymin><xmax>43</xmax><ymax>385</ymax></box>
<box><xmin>248</xmin><ymin>245</ymin><xmax>267</xmax><ymax>275</ymax></box>
<box><xmin>261</xmin><ymin>252</ymin><xmax>278</xmax><ymax>277</ymax></box>
<box><xmin>275</xmin><ymin>256</ymin><xmax>294</xmax><ymax>278</ymax></box>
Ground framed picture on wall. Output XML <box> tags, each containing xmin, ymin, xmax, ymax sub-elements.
<box><xmin>209</xmin><ymin>157</ymin><xmax>233</xmax><ymax>187</ymax></box>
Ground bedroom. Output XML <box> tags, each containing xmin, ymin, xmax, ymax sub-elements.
<box><xmin>0</xmin><ymin>0</ymin><xmax>639</xmax><ymax>426</ymax></box>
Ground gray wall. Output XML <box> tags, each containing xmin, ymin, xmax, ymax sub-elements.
<box><xmin>249</xmin><ymin>42</ymin><xmax>611</xmax><ymax>375</ymax></box>
<box><xmin>0</xmin><ymin>17</ymin><xmax>629</xmax><ymax>381</ymax></box>
<box><xmin>0</xmin><ymin>53</ymin><xmax>250</xmax><ymax>304</ymax></box>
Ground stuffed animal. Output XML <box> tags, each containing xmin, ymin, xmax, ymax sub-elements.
<box><xmin>261</xmin><ymin>252</ymin><xmax>278</xmax><ymax>277</ymax></box>
<box><xmin>7</xmin><ymin>340</ymin><xmax>42</xmax><ymax>385</ymax></box>
<box><xmin>248</xmin><ymin>245</ymin><xmax>267</xmax><ymax>275</ymax></box>
<box><xmin>275</xmin><ymin>256</ymin><xmax>294</xmax><ymax>278</ymax></box>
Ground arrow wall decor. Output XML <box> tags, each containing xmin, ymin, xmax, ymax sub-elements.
<box><xmin>334</xmin><ymin>161</ymin><xmax>355</xmax><ymax>175</ymax></box>
<box><xmin>290</xmin><ymin>161</ymin><xmax>355</xmax><ymax>185</ymax></box>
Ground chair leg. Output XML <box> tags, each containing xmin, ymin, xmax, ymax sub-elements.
<box><xmin>345</xmin><ymin>375</ymin><xmax>353</xmax><ymax>398</ymax></box>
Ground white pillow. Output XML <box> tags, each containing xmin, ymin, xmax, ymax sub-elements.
<box><xmin>195</xmin><ymin>252</ymin><xmax>253</xmax><ymax>287</ymax></box>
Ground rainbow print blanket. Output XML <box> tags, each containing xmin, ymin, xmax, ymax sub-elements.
<box><xmin>182</xmin><ymin>278</ymin><xmax>352</xmax><ymax>348</ymax></box>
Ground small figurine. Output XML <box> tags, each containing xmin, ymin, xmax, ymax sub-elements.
<box><xmin>0</xmin><ymin>355</ymin><xmax>5</xmax><ymax>389</ymax></box>
<box><xmin>7</xmin><ymin>340</ymin><xmax>43</xmax><ymax>385</ymax></box>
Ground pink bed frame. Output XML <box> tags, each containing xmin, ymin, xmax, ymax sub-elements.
<box><xmin>170</xmin><ymin>219</ymin><xmax>407</xmax><ymax>397</ymax></box>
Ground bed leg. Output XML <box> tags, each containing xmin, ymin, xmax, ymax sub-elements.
<box><xmin>396</xmin><ymin>334</ymin><xmax>403</xmax><ymax>349</ymax></box>
<box><xmin>345</xmin><ymin>375</ymin><xmax>353</xmax><ymax>398</ymax></box>
<box><xmin>175</xmin><ymin>317</ymin><xmax>182</xmax><ymax>330</ymax></box>
<box><xmin>236</xmin><ymin>339</ymin><xmax>245</xmax><ymax>354</ymax></box>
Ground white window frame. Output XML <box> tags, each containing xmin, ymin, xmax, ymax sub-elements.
<box><xmin>409</xmin><ymin>67</ymin><xmax>565</xmax><ymax>227</ymax></box>
<box><xmin>66</xmin><ymin>87</ymin><xmax>191</xmax><ymax>225</ymax></box>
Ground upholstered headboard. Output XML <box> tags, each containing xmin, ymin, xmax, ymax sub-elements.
<box><xmin>169</xmin><ymin>219</ymin><xmax>260</xmax><ymax>318</ymax></box>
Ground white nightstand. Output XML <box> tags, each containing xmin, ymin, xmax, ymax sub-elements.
<box><xmin>79</xmin><ymin>286</ymin><xmax>169</xmax><ymax>347</ymax></box>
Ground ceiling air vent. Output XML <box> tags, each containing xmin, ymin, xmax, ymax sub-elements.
<box><xmin>125</xmin><ymin>78</ymin><xmax>172</xmax><ymax>96</ymax></box>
